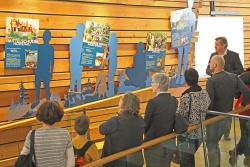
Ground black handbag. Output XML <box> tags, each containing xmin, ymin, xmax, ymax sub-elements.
<box><xmin>15</xmin><ymin>130</ymin><xmax>36</xmax><ymax>167</ymax></box>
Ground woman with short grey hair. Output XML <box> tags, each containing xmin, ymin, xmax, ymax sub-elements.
<box><xmin>144</xmin><ymin>73</ymin><xmax>177</xmax><ymax>167</ymax></box>
<box><xmin>151</xmin><ymin>72</ymin><xmax>170</xmax><ymax>92</ymax></box>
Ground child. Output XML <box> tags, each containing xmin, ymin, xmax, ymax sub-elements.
<box><xmin>73</xmin><ymin>113</ymin><xmax>99</xmax><ymax>166</ymax></box>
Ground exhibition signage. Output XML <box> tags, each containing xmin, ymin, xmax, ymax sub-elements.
<box><xmin>171</xmin><ymin>8</ymin><xmax>193</xmax><ymax>48</ymax></box>
<box><xmin>81</xmin><ymin>21</ymin><xmax>110</xmax><ymax>68</ymax></box>
<box><xmin>5</xmin><ymin>17</ymin><xmax>39</xmax><ymax>69</ymax></box>
<box><xmin>145</xmin><ymin>32</ymin><xmax>167</xmax><ymax>72</ymax></box>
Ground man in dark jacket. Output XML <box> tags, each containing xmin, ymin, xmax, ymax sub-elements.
<box><xmin>206</xmin><ymin>55</ymin><xmax>250</xmax><ymax>167</ymax></box>
<box><xmin>206</xmin><ymin>36</ymin><xmax>244</xmax><ymax>140</ymax></box>
<box><xmin>144</xmin><ymin>73</ymin><xmax>177</xmax><ymax>167</ymax></box>
<box><xmin>206</xmin><ymin>36</ymin><xmax>244</xmax><ymax>76</ymax></box>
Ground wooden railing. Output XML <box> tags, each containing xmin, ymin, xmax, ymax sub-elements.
<box><xmin>84</xmin><ymin>105</ymin><xmax>250</xmax><ymax>167</ymax></box>
<box><xmin>0</xmin><ymin>87</ymin><xmax>154</xmax><ymax>132</ymax></box>
<box><xmin>0</xmin><ymin>86</ymin><xmax>187</xmax><ymax>166</ymax></box>
<box><xmin>0</xmin><ymin>86</ymin><xmax>187</xmax><ymax>132</ymax></box>
<box><xmin>1</xmin><ymin>86</ymin><xmax>249</xmax><ymax>167</ymax></box>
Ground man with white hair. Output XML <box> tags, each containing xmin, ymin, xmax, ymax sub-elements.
<box><xmin>206</xmin><ymin>55</ymin><xmax>250</xmax><ymax>167</ymax></box>
<box><xmin>144</xmin><ymin>73</ymin><xmax>177</xmax><ymax>167</ymax></box>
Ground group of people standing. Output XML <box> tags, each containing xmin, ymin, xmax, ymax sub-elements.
<box><xmin>205</xmin><ymin>37</ymin><xmax>250</xmax><ymax>167</ymax></box>
<box><xmin>17</xmin><ymin>36</ymin><xmax>250</xmax><ymax>167</ymax></box>
<box><xmin>100</xmin><ymin>36</ymin><xmax>250</xmax><ymax>167</ymax></box>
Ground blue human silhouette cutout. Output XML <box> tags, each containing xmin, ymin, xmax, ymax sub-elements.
<box><xmin>118</xmin><ymin>70</ymin><xmax>137</xmax><ymax>94</ymax></box>
<box><xmin>124</xmin><ymin>42</ymin><xmax>147</xmax><ymax>88</ymax></box>
<box><xmin>106</xmin><ymin>33</ymin><xmax>118</xmax><ymax>97</ymax></box>
<box><xmin>70</xmin><ymin>23</ymin><xmax>85</xmax><ymax>92</ymax></box>
<box><xmin>34</xmin><ymin>30</ymin><xmax>54</xmax><ymax>106</ymax></box>
<box><xmin>171</xmin><ymin>0</ymin><xmax>196</xmax><ymax>85</ymax></box>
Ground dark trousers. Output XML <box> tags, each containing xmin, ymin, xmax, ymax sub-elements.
<box><xmin>144</xmin><ymin>143</ymin><xmax>174</xmax><ymax>167</ymax></box>
<box><xmin>223</xmin><ymin>117</ymin><xmax>232</xmax><ymax>138</ymax></box>
<box><xmin>179</xmin><ymin>138</ymin><xmax>202</xmax><ymax>167</ymax></box>
<box><xmin>235</xmin><ymin>119</ymin><xmax>250</xmax><ymax>156</ymax></box>
<box><xmin>206</xmin><ymin>119</ymin><xmax>228</xmax><ymax>167</ymax></box>
<box><xmin>103</xmin><ymin>151</ymin><xmax>144</xmax><ymax>167</ymax></box>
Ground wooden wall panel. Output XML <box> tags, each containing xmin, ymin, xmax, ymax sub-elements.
<box><xmin>0</xmin><ymin>0</ymin><xmax>249</xmax><ymax>166</ymax></box>
<box><xmin>0</xmin><ymin>0</ymin><xmax>189</xmax><ymax>124</ymax></box>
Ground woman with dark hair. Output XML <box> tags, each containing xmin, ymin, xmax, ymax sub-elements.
<box><xmin>19</xmin><ymin>101</ymin><xmax>75</xmax><ymax>167</ymax></box>
<box><xmin>99</xmin><ymin>92</ymin><xmax>145</xmax><ymax>167</ymax></box>
<box><xmin>176</xmin><ymin>68</ymin><xmax>210</xmax><ymax>167</ymax></box>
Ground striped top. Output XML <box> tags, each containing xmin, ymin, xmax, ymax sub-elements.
<box><xmin>21</xmin><ymin>128</ymin><xmax>73</xmax><ymax>167</ymax></box>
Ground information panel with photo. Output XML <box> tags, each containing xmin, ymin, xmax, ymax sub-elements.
<box><xmin>145</xmin><ymin>32</ymin><xmax>166</xmax><ymax>72</ymax></box>
<box><xmin>5</xmin><ymin>17</ymin><xmax>39</xmax><ymax>69</ymax></box>
<box><xmin>81</xmin><ymin>21</ymin><xmax>110</xmax><ymax>68</ymax></box>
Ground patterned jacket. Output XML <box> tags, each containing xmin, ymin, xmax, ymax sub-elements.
<box><xmin>177</xmin><ymin>90</ymin><xmax>211</xmax><ymax>139</ymax></box>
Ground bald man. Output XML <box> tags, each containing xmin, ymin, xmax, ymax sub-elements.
<box><xmin>206</xmin><ymin>55</ymin><xmax>250</xmax><ymax>167</ymax></box>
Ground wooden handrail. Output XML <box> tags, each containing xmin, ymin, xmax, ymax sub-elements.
<box><xmin>84</xmin><ymin>104</ymin><xmax>250</xmax><ymax>167</ymax></box>
<box><xmin>0</xmin><ymin>87</ymin><xmax>153</xmax><ymax>132</ymax></box>
<box><xmin>0</xmin><ymin>86</ymin><xmax>186</xmax><ymax>132</ymax></box>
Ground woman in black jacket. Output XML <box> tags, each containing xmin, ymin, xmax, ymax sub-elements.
<box><xmin>100</xmin><ymin>92</ymin><xmax>145</xmax><ymax>167</ymax></box>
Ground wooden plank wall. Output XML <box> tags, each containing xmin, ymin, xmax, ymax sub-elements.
<box><xmin>0</xmin><ymin>0</ymin><xmax>250</xmax><ymax>166</ymax></box>
<box><xmin>0</xmin><ymin>0</ymin><xmax>201</xmax><ymax>166</ymax></box>
<box><xmin>0</xmin><ymin>0</ymin><xmax>201</xmax><ymax>123</ymax></box>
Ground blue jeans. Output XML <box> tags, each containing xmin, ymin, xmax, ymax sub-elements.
<box><xmin>206</xmin><ymin>119</ymin><xmax>229</xmax><ymax>167</ymax></box>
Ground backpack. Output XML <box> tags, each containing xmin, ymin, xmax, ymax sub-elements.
<box><xmin>74</xmin><ymin>141</ymin><xmax>94</xmax><ymax>167</ymax></box>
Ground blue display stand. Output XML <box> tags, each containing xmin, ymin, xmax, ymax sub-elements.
<box><xmin>8</xmin><ymin>81</ymin><xmax>61</xmax><ymax>120</ymax></box>
<box><xmin>106</xmin><ymin>33</ymin><xmax>118</xmax><ymax>97</ymax></box>
<box><xmin>70</xmin><ymin>23</ymin><xmax>85</xmax><ymax>92</ymax></box>
<box><xmin>7</xmin><ymin>30</ymin><xmax>61</xmax><ymax>120</ymax></box>
<box><xmin>171</xmin><ymin>0</ymin><xmax>196</xmax><ymax>86</ymax></box>
<box><xmin>65</xmin><ymin>29</ymin><xmax>119</xmax><ymax>107</ymax></box>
